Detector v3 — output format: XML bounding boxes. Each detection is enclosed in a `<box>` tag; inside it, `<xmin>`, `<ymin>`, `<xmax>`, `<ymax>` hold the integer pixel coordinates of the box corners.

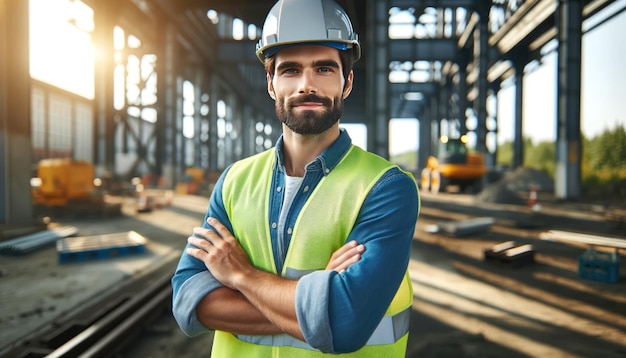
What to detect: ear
<box><xmin>342</xmin><ymin>71</ymin><xmax>354</xmax><ymax>99</ymax></box>
<box><xmin>267</xmin><ymin>73</ymin><xmax>276</xmax><ymax>100</ymax></box>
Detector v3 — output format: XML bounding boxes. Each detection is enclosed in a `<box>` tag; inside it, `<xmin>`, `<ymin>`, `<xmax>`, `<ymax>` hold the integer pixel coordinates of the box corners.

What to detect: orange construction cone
<box><xmin>528</xmin><ymin>185</ymin><xmax>540</xmax><ymax>211</ymax></box>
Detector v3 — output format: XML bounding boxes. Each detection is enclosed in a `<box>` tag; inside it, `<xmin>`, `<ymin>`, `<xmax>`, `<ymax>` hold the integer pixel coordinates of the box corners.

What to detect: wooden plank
<box><xmin>540</xmin><ymin>230</ymin><xmax>626</xmax><ymax>249</ymax></box>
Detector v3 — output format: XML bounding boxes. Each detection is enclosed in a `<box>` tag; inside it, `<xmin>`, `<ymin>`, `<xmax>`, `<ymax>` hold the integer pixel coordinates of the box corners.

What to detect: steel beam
<box><xmin>489</xmin><ymin>0</ymin><xmax>557</xmax><ymax>54</ymax></box>
<box><xmin>389</xmin><ymin>39</ymin><xmax>460</xmax><ymax>62</ymax></box>
<box><xmin>390</xmin><ymin>0</ymin><xmax>476</xmax><ymax>8</ymax></box>
<box><xmin>217</xmin><ymin>40</ymin><xmax>258</xmax><ymax>64</ymax></box>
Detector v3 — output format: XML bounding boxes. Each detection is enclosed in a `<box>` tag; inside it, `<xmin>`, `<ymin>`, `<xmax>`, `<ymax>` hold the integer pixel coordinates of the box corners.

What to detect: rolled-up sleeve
<box><xmin>295</xmin><ymin>270</ymin><xmax>334</xmax><ymax>352</ymax></box>
<box><xmin>171</xmin><ymin>167</ymin><xmax>234</xmax><ymax>336</ymax></box>
<box><xmin>172</xmin><ymin>270</ymin><xmax>223</xmax><ymax>336</ymax></box>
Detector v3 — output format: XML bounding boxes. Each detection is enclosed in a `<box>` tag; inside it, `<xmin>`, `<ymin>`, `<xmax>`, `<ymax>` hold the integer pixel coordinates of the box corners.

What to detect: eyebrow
<box><xmin>312</xmin><ymin>60</ymin><xmax>340</xmax><ymax>69</ymax></box>
<box><xmin>276</xmin><ymin>61</ymin><xmax>301</xmax><ymax>72</ymax></box>
<box><xmin>275</xmin><ymin>59</ymin><xmax>341</xmax><ymax>73</ymax></box>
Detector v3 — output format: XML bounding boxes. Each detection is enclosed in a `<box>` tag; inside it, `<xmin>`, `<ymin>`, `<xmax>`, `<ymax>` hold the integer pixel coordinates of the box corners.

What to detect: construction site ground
<box><xmin>1</xmin><ymin>176</ymin><xmax>625</xmax><ymax>357</ymax></box>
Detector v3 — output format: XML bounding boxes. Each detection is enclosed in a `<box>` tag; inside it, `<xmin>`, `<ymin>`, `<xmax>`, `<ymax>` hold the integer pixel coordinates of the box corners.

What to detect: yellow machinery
<box><xmin>421</xmin><ymin>135</ymin><xmax>487</xmax><ymax>193</ymax></box>
<box><xmin>175</xmin><ymin>167</ymin><xmax>205</xmax><ymax>195</ymax></box>
<box><xmin>32</xmin><ymin>158</ymin><xmax>120</xmax><ymax>216</ymax></box>
<box><xmin>32</xmin><ymin>158</ymin><xmax>95</xmax><ymax>206</ymax></box>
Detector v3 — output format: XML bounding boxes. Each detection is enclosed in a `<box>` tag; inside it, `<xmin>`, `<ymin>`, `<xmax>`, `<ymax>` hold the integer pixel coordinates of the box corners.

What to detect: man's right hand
<box><xmin>325</xmin><ymin>240</ymin><xmax>364</xmax><ymax>273</ymax></box>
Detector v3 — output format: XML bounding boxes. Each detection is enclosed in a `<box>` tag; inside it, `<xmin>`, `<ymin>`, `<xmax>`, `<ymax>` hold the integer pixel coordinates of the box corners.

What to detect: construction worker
<box><xmin>171</xmin><ymin>0</ymin><xmax>420</xmax><ymax>356</ymax></box>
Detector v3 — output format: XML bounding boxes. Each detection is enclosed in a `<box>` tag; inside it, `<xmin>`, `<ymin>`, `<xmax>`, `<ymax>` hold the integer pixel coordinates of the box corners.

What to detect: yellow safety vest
<box><xmin>213</xmin><ymin>145</ymin><xmax>414</xmax><ymax>357</ymax></box>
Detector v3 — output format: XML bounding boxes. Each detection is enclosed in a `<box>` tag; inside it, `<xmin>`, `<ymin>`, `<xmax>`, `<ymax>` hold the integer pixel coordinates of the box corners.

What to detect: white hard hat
<box><xmin>256</xmin><ymin>0</ymin><xmax>361</xmax><ymax>63</ymax></box>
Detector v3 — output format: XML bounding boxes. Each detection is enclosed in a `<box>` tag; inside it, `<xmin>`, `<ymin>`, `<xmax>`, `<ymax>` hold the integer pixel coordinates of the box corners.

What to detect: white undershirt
<box><xmin>277</xmin><ymin>174</ymin><xmax>303</xmax><ymax>268</ymax></box>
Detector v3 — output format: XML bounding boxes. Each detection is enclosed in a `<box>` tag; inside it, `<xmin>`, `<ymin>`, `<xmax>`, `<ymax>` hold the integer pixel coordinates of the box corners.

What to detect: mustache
<box><xmin>288</xmin><ymin>94</ymin><xmax>332</xmax><ymax>107</ymax></box>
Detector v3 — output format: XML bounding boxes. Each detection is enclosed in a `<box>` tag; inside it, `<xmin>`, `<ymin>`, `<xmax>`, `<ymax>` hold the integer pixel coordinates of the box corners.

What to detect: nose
<box><xmin>298</xmin><ymin>70</ymin><xmax>317</xmax><ymax>94</ymax></box>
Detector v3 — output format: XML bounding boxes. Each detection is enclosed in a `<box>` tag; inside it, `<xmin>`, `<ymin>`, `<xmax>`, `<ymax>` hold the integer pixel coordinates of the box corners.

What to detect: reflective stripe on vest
<box><xmin>215</xmin><ymin>145</ymin><xmax>415</xmax><ymax>357</ymax></box>
<box><xmin>235</xmin><ymin>306</ymin><xmax>410</xmax><ymax>348</ymax></box>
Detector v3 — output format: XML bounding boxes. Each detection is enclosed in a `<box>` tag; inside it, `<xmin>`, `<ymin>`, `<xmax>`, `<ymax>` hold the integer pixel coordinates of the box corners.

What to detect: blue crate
<box><xmin>578</xmin><ymin>248</ymin><xmax>620</xmax><ymax>284</ymax></box>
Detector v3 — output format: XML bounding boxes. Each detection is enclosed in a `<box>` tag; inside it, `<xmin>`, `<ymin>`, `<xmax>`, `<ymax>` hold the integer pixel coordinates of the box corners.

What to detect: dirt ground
<box><xmin>1</xmin><ymin>188</ymin><xmax>625</xmax><ymax>357</ymax></box>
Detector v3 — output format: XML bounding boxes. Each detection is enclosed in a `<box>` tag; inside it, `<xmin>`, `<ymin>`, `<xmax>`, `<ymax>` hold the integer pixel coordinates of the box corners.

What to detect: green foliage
<box><xmin>525</xmin><ymin>140</ymin><xmax>555</xmax><ymax>178</ymax></box>
<box><xmin>391</xmin><ymin>151</ymin><xmax>418</xmax><ymax>171</ymax></box>
<box><xmin>496</xmin><ymin>123</ymin><xmax>625</xmax><ymax>189</ymax></box>
<box><xmin>586</xmin><ymin>124</ymin><xmax>626</xmax><ymax>171</ymax></box>
<box><xmin>496</xmin><ymin>141</ymin><xmax>513</xmax><ymax>165</ymax></box>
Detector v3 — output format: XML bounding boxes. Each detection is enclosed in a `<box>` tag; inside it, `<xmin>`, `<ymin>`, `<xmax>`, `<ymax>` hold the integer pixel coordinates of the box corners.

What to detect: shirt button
<box><xmin>303</xmin><ymin>185</ymin><xmax>309</xmax><ymax>192</ymax></box>
<box><xmin>287</xmin><ymin>228</ymin><xmax>293</xmax><ymax>235</ymax></box>
<box><xmin>277</xmin><ymin>187</ymin><xmax>282</xmax><ymax>192</ymax></box>
<box><xmin>325</xmin><ymin>168</ymin><xmax>330</xmax><ymax>174</ymax></box>
<box><xmin>272</xmin><ymin>222</ymin><xmax>277</xmax><ymax>229</ymax></box>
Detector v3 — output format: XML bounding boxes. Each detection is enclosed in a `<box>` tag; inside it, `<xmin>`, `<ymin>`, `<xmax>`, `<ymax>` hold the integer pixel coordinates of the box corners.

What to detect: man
<box><xmin>171</xmin><ymin>0</ymin><xmax>420</xmax><ymax>356</ymax></box>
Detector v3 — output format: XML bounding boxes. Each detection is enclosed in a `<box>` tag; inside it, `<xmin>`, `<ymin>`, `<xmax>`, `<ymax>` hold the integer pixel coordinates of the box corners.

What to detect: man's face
<box><xmin>268</xmin><ymin>45</ymin><xmax>353</xmax><ymax>135</ymax></box>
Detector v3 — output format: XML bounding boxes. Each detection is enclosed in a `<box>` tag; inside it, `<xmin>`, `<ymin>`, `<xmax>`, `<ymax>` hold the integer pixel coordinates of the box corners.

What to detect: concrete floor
<box><xmin>1</xmin><ymin>192</ymin><xmax>625</xmax><ymax>357</ymax></box>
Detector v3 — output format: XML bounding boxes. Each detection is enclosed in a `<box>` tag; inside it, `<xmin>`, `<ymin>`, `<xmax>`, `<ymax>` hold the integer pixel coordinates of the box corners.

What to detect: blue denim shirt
<box><xmin>171</xmin><ymin>129</ymin><xmax>419</xmax><ymax>353</ymax></box>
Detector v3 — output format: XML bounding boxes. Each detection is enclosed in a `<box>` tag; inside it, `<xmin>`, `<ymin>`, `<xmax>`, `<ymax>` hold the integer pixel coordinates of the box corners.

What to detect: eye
<box><xmin>317</xmin><ymin>67</ymin><xmax>333</xmax><ymax>73</ymax></box>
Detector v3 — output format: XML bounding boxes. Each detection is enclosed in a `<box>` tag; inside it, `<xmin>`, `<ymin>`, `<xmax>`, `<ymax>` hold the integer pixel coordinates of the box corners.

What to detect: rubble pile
<box><xmin>476</xmin><ymin>167</ymin><xmax>555</xmax><ymax>205</ymax></box>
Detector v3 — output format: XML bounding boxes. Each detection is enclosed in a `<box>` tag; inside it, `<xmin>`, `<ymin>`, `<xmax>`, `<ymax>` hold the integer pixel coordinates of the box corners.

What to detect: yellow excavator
<box><xmin>420</xmin><ymin>134</ymin><xmax>487</xmax><ymax>193</ymax></box>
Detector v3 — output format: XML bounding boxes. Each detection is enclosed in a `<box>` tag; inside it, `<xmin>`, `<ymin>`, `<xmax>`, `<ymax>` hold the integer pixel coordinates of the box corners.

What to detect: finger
<box><xmin>334</xmin><ymin>242</ymin><xmax>364</xmax><ymax>263</ymax></box>
<box><xmin>186</xmin><ymin>246</ymin><xmax>208</xmax><ymax>261</ymax></box>
<box><xmin>207</xmin><ymin>217</ymin><xmax>236</xmax><ymax>244</ymax></box>
<box><xmin>326</xmin><ymin>242</ymin><xmax>364</xmax><ymax>271</ymax></box>
<box><xmin>334</xmin><ymin>253</ymin><xmax>361</xmax><ymax>273</ymax></box>
<box><xmin>187</xmin><ymin>236</ymin><xmax>212</xmax><ymax>250</ymax></box>
<box><xmin>193</xmin><ymin>227</ymin><xmax>222</xmax><ymax>247</ymax></box>
<box><xmin>191</xmin><ymin>226</ymin><xmax>213</xmax><ymax>239</ymax></box>
<box><xmin>330</xmin><ymin>240</ymin><xmax>358</xmax><ymax>261</ymax></box>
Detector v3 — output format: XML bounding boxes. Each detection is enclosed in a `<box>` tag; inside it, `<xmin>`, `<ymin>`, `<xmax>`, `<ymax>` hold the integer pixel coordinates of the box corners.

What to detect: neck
<box><xmin>281</xmin><ymin>125</ymin><xmax>340</xmax><ymax>177</ymax></box>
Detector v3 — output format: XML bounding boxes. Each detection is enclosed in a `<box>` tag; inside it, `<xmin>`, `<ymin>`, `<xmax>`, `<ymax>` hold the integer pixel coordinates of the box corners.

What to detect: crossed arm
<box><xmin>186</xmin><ymin>217</ymin><xmax>365</xmax><ymax>340</ymax></box>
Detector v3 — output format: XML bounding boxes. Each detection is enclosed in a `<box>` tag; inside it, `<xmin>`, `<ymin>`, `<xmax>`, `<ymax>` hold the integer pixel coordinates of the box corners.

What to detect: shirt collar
<box><xmin>273</xmin><ymin>128</ymin><xmax>353</xmax><ymax>176</ymax></box>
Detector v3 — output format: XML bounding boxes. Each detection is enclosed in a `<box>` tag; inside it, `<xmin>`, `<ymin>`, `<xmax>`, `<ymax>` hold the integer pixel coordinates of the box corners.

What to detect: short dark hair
<box><xmin>264</xmin><ymin>49</ymin><xmax>355</xmax><ymax>83</ymax></box>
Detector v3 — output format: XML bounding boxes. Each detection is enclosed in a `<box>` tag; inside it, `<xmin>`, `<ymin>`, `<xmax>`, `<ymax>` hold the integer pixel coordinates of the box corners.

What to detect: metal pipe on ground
<box><xmin>0</xmin><ymin>226</ymin><xmax>78</xmax><ymax>255</ymax></box>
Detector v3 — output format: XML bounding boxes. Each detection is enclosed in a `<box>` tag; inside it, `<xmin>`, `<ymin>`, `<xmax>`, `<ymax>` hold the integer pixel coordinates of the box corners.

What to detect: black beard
<box><xmin>276</xmin><ymin>94</ymin><xmax>343</xmax><ymax>135</ymax></box>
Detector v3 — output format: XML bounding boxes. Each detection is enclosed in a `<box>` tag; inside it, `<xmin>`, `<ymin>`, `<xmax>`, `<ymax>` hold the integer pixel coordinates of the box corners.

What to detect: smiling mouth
<box><xmin>290</xmin><ymin>94</ymin><xmax>331</xmax><ymax>108</ymax></box>
<box><xmin>295</xmin><ymin>102</ymin><xmax>323</xmax><ymax>108</ymax></box>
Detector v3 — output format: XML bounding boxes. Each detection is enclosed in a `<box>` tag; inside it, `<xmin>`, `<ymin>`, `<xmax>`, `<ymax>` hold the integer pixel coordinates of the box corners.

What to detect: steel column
<box><xmin>418</xmin><ymin>115</ymin><xmax>431</xmax><ymax>170</ymax></box>
<box><xmin>555</xmin><ymin>0</ymin><xmax>583</xmax><ymax>199</ymax></box>
<box><xmin>430</xmin><ymin>94</ymin><xmax>440</xmax><ymax>157</ymax></box>
<box><xmin>208</xmin><ymin>78</ymin><xmax>219</xmax><ymax>172</ymax></box>
<box><xmin>474</xmin><ymin>1</ymin><xmax>489</xmax><ymax>157</ymax></box>
<box><xmin>457</xmin><ymin>55</ymin><xmax>469</xmax><ymax>134</ymax></box>
<box><xmin>0</xmin><ymin>0</ymin><xmax>33</xmax><ymax>223</ymax></box>
<box><xmin>93</xmin><ymin>1</ymin><xmax>118</xmax><ymax>178</ymax></box>
<box><xmin>366</xmin><ymin>0</ymin><xmax>390</xmax><ymax>158</ymax></box>
<box><xmin>155</xmin><ymin>24</ymin><xmax>175</xmax><ymax>187</ymax></box>
<box><xmin>513</xmin><ymin>60</ymin><xmax>525</xmax><ymax>169</ymax></box>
